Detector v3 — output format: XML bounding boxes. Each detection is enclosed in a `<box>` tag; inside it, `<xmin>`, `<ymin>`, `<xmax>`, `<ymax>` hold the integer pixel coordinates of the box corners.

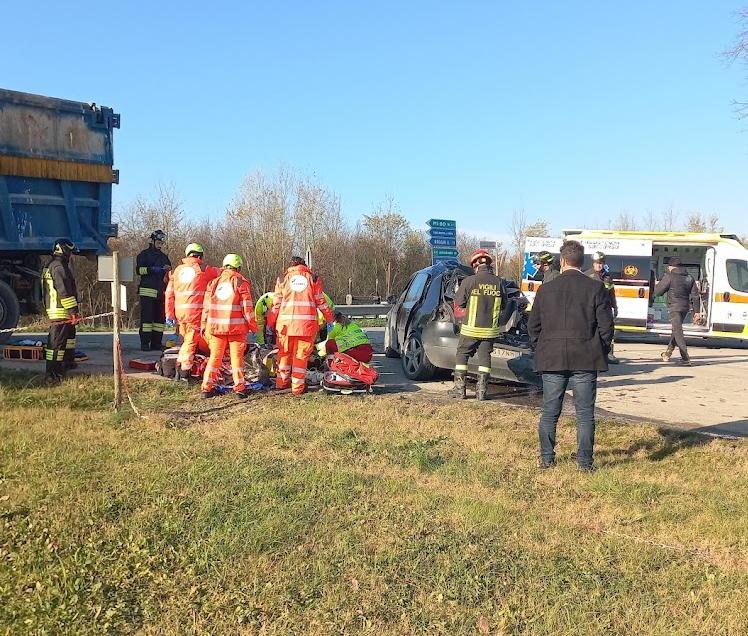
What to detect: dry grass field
<box><xmin>1</xmin><ymin>370</ymin><xmax>747</xmax><ymax>634</ymax></box>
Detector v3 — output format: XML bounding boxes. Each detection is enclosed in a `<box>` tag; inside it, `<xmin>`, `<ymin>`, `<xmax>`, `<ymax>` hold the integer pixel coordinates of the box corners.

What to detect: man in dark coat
<box><xmin>654</xmin><ymin>257</ymin><xmax>700</xmax><ymax>366</ymax></box>
<box><xmin>528</xmin><ymin>240</ymin><xmax>614</xmax><ymax>471</ymax></box>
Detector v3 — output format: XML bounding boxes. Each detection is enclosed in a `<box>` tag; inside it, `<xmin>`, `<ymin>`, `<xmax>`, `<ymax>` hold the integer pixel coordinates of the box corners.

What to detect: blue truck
<box><xmin>0</xmin><ymin>88</ymin><xmax>119</xmax><ymax>341</ymax></box>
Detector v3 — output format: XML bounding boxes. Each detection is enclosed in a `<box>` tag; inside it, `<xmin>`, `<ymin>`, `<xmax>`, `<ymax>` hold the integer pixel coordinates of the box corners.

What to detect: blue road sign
<box><xmin>432</xmin><ymin>255</ymin><xmax>459</xmax><ymax>265</ymax></box>
<box><xmin>429</xmin><ymin>237</ymin><xmax>457</xmax><ymax>248</ymax></box>
<box><xmin>427</xmin><ymin>219</ymin><xmax>457</xmax><ymax>229</ymax></box>
<box><xmin>428</xmin><ymin>228</ymin><xmax>457</xmax><ymax>239</ymax></box>
<box><xmin>432</xmin><ymin>248</ymin><xmax>459</xmax><ymax>257</ymax></box>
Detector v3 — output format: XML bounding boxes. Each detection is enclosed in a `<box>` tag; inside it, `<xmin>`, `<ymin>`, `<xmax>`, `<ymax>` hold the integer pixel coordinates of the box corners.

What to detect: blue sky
<box><xmin>4</xmin><ymin>1</ymin><xmax>748</xmax><ymax>237</ymax></box>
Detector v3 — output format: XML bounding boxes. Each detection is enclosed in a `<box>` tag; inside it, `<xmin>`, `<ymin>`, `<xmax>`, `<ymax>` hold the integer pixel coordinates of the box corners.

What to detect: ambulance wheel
<box><xmin>0</xmin><ymin>281</ymin><xmax>20</xmax><ymax>345</ymax></box>
<box><xmin>402</xmin><ymin>330</ymin><xmax>436</xmax><ymax>380</ymax></box>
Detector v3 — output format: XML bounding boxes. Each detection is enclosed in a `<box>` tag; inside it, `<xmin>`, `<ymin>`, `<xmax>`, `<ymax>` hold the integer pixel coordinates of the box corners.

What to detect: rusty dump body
<box><xmin>0</xmin><ymin>88</ymin><xmax>120</xmax><ymax>337</ymax></box>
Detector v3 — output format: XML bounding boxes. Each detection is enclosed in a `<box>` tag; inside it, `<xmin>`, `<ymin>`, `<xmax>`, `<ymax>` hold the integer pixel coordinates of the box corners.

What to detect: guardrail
<box><xmin>334</xmin><ymin>304</ymin><xmax>392</xmax><ymax>319</ymax></box>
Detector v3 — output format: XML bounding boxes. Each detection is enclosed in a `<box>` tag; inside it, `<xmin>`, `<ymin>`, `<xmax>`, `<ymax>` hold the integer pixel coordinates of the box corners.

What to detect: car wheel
<box><xmin>401</xmin><ymin>330</ymin><xmax>436</xmax><ymax>380</ymax></box>
<box><xmin>385</xmin><ymin>345</ymin><xmax>400</xmax><ymax>358</ymax></box>
<box><xmin>0</xmin><ymin>280</ymin><xmax>20</xmax><ymax>345</ymax></box>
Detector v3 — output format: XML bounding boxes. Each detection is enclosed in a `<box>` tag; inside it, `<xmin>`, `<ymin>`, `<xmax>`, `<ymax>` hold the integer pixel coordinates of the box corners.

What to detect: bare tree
<box><xmin>723</xmin><ymin>8</ymin><xmax>748</xmax><ymax>118</ymax></box>
<box><xmin>610</xmin><ymin>212</ymin><xmax>638</xmax><ymax>231</ymax></box>
<box><xmin>685</xmin><ymin>212</ymin><xmax>722</xmax><ymax>233</ymax></box>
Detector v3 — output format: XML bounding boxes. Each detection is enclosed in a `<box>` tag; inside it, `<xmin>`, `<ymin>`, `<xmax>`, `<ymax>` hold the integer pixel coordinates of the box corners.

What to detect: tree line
<box><xmin>58</xmin><ymin>167</ymin><xmax>741</xmax><ymax>329</ymax></box>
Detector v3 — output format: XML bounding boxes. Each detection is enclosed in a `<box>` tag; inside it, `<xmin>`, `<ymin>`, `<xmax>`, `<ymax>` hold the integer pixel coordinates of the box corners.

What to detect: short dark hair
<box><xmin>560</xmin><ymin>240</ymin><xmax>584</xmax><ymax>268</ymax></box>
<box><xmin>289</xmin><ymin>256</ymin><xmax>306</xmax><ymax>267</ymax></box>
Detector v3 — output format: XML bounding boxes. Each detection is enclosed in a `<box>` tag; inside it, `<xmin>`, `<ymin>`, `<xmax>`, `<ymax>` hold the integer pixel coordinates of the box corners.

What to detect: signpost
<box><xmin>427</xmin><ymin>219</ymin><xmax>458</xmax><ymax>265</ymax></box>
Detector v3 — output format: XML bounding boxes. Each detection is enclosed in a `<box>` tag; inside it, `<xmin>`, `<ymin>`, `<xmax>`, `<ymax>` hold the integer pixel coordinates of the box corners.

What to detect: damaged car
<box><xmin>383</xmin><ymin>261</ymin><xmax>539</xmax><ymax>386</ymax></box>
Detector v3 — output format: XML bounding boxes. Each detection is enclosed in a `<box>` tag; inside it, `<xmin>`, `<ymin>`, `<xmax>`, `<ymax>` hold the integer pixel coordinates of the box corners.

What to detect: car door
<box><xmin>396</xmin><ymin>271</ymin><xmax>430</xmax><ymax>347</ymax></box>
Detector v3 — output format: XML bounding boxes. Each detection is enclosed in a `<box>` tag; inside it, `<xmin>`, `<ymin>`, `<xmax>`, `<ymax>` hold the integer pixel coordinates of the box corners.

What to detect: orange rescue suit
<box><xmin>268</xmin><ymin>265</ymin><xmax>333</xmax><ymax>395</ymax></box>
<box><xmin>201</xmin><ymin>268</ymin><xmax>257</xmax><ymax>393</ymax></box>
<box><xmin>166</xmin><ymin>256</ymin><xmax>220</xmax><ymax>371</ymax></box>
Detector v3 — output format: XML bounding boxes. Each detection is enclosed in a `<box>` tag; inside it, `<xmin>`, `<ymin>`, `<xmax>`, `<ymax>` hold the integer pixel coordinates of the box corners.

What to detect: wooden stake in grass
<box><xmin>112</xmin><ymin>250</ymin><xmax>122</xmax><ymax>411</ymax></box>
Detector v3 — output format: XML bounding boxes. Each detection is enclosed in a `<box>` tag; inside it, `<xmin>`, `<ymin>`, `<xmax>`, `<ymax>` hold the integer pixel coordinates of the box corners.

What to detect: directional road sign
<box><xmin>427</xmin><ymin>218</ymin><xmax>457</xmax><ymax>230</ymax></box>
<box><xmin>432</xmin><ymin>255</ymin><xmax>459</xmax><ymax>265</ymax></box>
<box><xmin>428</xmin><ymin>227</ymin><xmax>457</xmax><ymax>239</ymax></box>
<box><xmin>432</xmin><ymin>248</ymin><xmax>459</xmax><ymax>258</ymax></box>
<box><xmin>479</xmin><ymin>240</ymin><xmax>498</xmax><ymax>250</ymax></box>
<box><xmin>429</xmin><ymin>237</ymin><xmax>457</xmax><ymax>248</ymax></box>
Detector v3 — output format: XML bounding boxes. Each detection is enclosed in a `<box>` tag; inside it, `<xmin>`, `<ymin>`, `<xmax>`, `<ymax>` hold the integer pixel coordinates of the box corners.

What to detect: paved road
<box><xmin>2</xmin><ymin>329</ymin><xmax>747</xmax><ymax>438</ymax></box>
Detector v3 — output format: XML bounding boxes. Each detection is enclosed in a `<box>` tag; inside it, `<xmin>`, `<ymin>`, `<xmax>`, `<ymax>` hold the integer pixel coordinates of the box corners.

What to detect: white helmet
<box><xmin>592</xmin><ymin>251</ymin><xmax>606</xmax><ymax>262</ymax></box>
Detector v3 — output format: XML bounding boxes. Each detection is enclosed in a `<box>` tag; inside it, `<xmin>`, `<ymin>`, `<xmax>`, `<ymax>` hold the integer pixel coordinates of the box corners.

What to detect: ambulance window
<box><xmin>726</xmin><ymin>260</ymin><xmax>748</xmax><ymax>292</ymax></box>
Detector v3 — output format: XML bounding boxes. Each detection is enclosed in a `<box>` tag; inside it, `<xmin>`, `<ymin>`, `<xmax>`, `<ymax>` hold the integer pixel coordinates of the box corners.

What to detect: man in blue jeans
<box><xmin>528</xmin><ymin>240</ymin><xmax>614</xmax><ymax>471</ymax></box>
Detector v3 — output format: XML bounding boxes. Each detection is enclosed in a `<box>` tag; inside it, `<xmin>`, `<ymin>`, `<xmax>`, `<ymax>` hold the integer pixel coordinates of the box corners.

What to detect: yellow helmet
<box><xmin>185</xmin><ymin>243</ymin><xmax>204</xmax><ymax>257</ymax></box>
<box><xmin>222</xmin><ymin>253</ymin><xmax>242</xmax><ymax>269</ymax></box>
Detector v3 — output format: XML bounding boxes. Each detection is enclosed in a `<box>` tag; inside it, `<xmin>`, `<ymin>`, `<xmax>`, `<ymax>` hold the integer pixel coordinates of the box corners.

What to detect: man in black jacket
<box><xmin>136</xmin><ymin>230</ymin><xmax>172</xmax><ymax>351</ymax></box>
<box><xmin>528</xmin><ymin>240</ymin><xmax>614</xmax><ymax>471</ymax></box>
<box><xmin>448</xmin><ymin>249</ymin><xmax>506</xmax><ymax>401</ymax></box>
<box><xmin>42</xmin><ymin>238</ymin><xmax>81</xmax><ymax>384</ymax></box>
<box><xmin>654</xmin><ymin>258</ymin><xmax>700</xmax><ymax>366</ymax></box>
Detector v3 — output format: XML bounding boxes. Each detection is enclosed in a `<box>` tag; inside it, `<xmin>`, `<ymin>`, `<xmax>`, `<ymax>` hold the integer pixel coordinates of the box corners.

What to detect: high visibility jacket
<box><xmin>165</xmin><ymin>257</ymin><xmax>220</xmax><ymax>327</ymax></box>
<box><xmin>268</xmin><ymin>265</ymin><xmax>334</xmax><ymax>338</ymax></box>
<box><xmin>327</xmin><ymin>321</ymin><xmax>370</xmax><ymax>353</ymax></box>
<box><xmin>202</xmin><ymin>269</ymin><xmax>257</xmax><ymax>337</ymax></box>
<box><xmin>317</xmin><ymin>293</ymin><xmax>335</xmax><ymax>328</ymax></box>
<box><xmin>136</xmin><ymin>245</ymin><xmax>171</xmax><ymax>298</ymax></box>
<box><xmin>42</xmin><ymin>256</ymin><xmax>78</xmax><ymax>321</ymax></box>
<box><xmin>254</xmin><ymin>291</ymin><xmax>275</xmax><ymax>344</ymax></box>
<box><xmin>454</xmin><ymin>266</ymin><xmax>505</xmax><ymax>339</ymax></box>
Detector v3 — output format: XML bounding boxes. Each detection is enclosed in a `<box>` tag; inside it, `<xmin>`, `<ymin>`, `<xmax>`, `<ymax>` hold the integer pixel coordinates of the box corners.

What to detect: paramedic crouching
<box><xmin>318</xmin><ymin>312</ymin><xmax>373</xmax><ymax>362</ymax></box>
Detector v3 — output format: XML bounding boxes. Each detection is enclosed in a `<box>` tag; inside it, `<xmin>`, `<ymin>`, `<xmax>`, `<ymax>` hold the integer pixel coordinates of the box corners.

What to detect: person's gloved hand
<box><xmin>166</xmin><ymin>318</ymin><xmax>176</xmax><ymax>329</ymax></box>
<box><xmin>316</xmin><ymin>341</ymin><xmax>327</xmax><ymax>357</ymax></box>
<box><xmin>69</xmin><ymin>312</ymin><xmax>82</xmax><ymax>325</ymax></box>
<box><xmin>326</xmin><ymin>323</ymin><xmax>334</xmax><ymax>334</ymax></box>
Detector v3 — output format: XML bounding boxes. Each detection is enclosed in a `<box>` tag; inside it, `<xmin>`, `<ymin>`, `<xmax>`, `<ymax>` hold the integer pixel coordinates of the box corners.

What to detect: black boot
<box><xmin>448</xmin><ymin>371</ymin><xmax>467</xmax><ymax>399</ymax></box>
<box><xmin>175</xmin><ymin>367</ymin><xmax>190</xmax><ymax>383</ymax></box>
<box><xmin>140</xmin><ymin>333</ymin><xmax>151</xmax><ymax>352</ymax></box>
<box><xmin>150</xmin><ymin>334</ymin><xmax>163</xmax><ymax>351</ymax></box>
<box><xmin>476</xmin><ymin>372</ymin><xmax>489</xmax><ymax>401</ymax></box>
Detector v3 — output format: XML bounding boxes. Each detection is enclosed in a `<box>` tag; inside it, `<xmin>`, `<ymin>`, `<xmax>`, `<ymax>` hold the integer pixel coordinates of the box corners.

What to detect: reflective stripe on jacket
<box><xmin>269</xmin><ymin>265</ymin><xmax>334</xmax><ymax>337</ymax></box>
<box><xmin>454</xmin><ymin>266</ymin><xmax>505</xmax><ymax>339</ymax></box>
<box><xmin>42</xmin><ymin>256</ymin><xmax>79</xmax><ymax>321</ymax></box>
<box><xmin>327</xmin><ymin>321</ymin><xmax>370</xmax><ymax>353</ymax></box>
<box><xmin>202</xmin><ymin>269</ymin><xmax>257</xmax><ymax>336</ymax></box>
<box><xmin>165</xmin><ymin>257</ymin><xmax>220</xmax><ymax>327</ymax></box>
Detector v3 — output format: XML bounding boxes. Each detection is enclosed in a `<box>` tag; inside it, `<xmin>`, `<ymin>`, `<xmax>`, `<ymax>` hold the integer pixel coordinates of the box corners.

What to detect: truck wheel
<box><xmin>0</xmin><ymin>280</ymin><xmax>21</xmax><ymax>345</ymax></box>
<box><xmin>401</xmin><ymin>330</ymin><xmax>436</xmax><ymax>380</ymax></box>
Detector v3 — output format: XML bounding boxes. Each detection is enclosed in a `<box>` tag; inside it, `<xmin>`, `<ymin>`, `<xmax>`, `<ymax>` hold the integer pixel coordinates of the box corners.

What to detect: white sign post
<box><xmin>112</xmin><ymin>251</ymin><xmax>122</xmax><ymax>410</ymax></box>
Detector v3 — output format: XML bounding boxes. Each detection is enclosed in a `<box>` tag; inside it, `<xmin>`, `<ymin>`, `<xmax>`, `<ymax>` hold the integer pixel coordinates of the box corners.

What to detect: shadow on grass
<box><xmin>598</xmin><ymin>427</ymin><xmax>714</xmax><ymax>466</ymax></box>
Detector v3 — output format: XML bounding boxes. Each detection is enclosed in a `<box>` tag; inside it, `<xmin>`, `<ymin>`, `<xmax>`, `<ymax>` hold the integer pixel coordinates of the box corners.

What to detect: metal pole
<box><xmin>112</xmin><ymin>250</ymin><xmax>122</xmax><ymax>410</ymax></box>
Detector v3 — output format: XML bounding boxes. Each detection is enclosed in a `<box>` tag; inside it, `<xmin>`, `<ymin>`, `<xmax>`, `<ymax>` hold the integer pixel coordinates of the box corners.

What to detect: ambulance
<box><xmin>522</xmin><ymin>230</ymin><xmax>748</xmax><ymax>341</ymax></box>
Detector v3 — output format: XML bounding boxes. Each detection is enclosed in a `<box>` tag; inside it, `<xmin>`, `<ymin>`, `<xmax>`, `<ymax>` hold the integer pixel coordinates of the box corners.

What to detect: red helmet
<box><xmin>469</xmin><ymin>249</ymin><xmax>493</xmax><ymax>267</ymax></box>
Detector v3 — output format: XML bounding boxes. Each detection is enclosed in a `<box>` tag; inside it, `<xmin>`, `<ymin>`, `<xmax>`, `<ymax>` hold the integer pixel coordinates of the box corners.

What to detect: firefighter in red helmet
<box><xmin>448</xmin><ymin>249</ymin><xmax>507</xmax><ymax>401</ymax></box>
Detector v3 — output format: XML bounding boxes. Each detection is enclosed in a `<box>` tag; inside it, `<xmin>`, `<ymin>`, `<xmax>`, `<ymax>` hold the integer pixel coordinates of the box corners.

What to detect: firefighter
<box><xmin>448</xmin><ymin>249</ymin><xmax>507</xmax><ymax>401</ymax></box>
<box><xmin>42</xmin><ymin>238</ymin><xmax>81</xmax><ymax>384</ymax></box>
<box><xmin>136</xmin><ymin>229</ymin><xmax>172</xmax><ymax>351</ymax></box>
<box><xmin>254</xmin><ymin>291</ymin><xmax>276</xmax><ymax>346</ymax></box>
<box><xmin>267</xmin><ymin>256</ymin><xmax>334</xmax><ymax>396</ymax></box>
<box><xmin>585</xmin><ymin>251</ymin><xmax>619</xmax><ymax>364</ymax></box>
<box><xmin>533</xmin><ymin>250</ymin><xmax>560</xmax><ymax>284</ymax></box>
<box><xmin>165</xmin><ymin>243</ymin><xmax>220</xmax><ymax>381</ymax></box>
<box><xmin>200</xmin><ymin>254</ymin><xmax>257</xmax><ymax>398</ymax></box>
<box><xmin>317</xmin><ymin>311</ymin><xmax>374</xmax><ymax>362</ymax></box>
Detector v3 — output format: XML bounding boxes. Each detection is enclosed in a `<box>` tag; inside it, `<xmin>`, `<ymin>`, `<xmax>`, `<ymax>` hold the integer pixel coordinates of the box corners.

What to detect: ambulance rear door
<box><xmin>579</xmin><ymin>237</ymin><xmax>653</xmax><ymax>330</ymax></box>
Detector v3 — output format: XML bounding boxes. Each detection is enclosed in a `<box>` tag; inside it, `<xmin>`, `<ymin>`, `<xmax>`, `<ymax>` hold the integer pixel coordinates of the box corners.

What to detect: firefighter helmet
<box><xmin>185</xmin><ymin>242</ymin><xmax>204</xmax><ymax>257</ymax></box>
<box><xmin>150</xmin><ymin>229</ymin><xmax>167</xmax><ymax>242</ymax></box>
<box><xmin>469</xmin><ymin>249</ymin><xmax>493</xmax><ymax>267</ymax></box>
<box><xmin>592</xmin><ymin>251</ymin><xmax>606</xmax><ymax>262</ymax></box>
<box><xmin>53</xmin><ymin>238</ymin><xmax>78</xmax><ymax>256</ymax></box>
<box><xmin>222</xmin><ymin>253</ymin><xmax>243</xmax><ymax>269</ymax></box>
<box><xmin>533</xmin><ymin>250</ymin><xmax>554</xmax><ymax>266</ymax></box>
